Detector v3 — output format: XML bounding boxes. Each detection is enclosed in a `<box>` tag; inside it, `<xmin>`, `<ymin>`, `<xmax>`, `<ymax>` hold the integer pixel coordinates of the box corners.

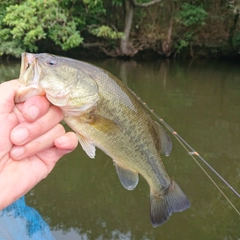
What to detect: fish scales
<box><xmin>79</xmin><ymin>69</ymin><xmax>169</xmax><ymax>187</ymax></box>
<box><xmin>15</xmin><ymin>53</ymin><xmax>190</xmax><ymax>227</ymax></box>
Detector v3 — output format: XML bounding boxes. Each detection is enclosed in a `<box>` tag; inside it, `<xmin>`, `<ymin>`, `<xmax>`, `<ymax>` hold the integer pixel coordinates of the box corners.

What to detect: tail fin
<box><xmin>150</xmin><ymin>180</ymin><xmax>190</xmax><ymax>227</ymax></box>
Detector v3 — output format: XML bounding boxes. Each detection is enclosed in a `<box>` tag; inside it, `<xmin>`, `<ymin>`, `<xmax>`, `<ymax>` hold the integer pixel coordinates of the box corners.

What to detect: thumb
<box><xmin>0</xmin><ymin>80</ymin><xmax>19</xmax><ymax>114</ymax></box>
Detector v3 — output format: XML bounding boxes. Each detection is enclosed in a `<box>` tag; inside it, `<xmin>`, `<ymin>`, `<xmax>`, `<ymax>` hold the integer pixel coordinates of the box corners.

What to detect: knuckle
<box><xmin>56</xmin><ymin>123</ymin><xmax>66</xmax><ymax>135</ymax></box>
<box><xmin>35</xmin><ymin>118</ymin><xmax>45</xmax><ymax>134</ymax></box>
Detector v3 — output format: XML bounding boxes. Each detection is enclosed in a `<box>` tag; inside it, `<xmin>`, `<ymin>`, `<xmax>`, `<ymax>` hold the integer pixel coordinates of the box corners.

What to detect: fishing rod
<box><xmin>129</xmin><ymin>89</ymin><xmax>240</xmax><ymax>216</ymax></box>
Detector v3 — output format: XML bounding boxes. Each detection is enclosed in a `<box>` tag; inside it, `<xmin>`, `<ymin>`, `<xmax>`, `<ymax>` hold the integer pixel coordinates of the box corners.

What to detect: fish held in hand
<box><xmin>15</xmin><ymin>53</ymin><xmax>190</xmax><ymax>227</ymax></box>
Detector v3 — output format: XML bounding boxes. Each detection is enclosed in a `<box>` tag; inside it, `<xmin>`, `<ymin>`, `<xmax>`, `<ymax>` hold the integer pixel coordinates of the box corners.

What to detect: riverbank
<box><xmin>2</xmin><ymin>47</ymin><xmax>240</xmax><ymax>63</ymax></box>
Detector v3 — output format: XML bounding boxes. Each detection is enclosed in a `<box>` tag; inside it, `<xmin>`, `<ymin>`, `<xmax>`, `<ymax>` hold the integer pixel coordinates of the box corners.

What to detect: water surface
<box><xmin>0</xmin><ymin>58</ymin><xmax>239</xmax><ymax>239</ymax></box>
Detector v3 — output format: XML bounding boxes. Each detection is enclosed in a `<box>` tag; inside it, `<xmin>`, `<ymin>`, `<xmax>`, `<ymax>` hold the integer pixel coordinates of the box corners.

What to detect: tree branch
<box><xmin>100</xmin><ymin>47</ymin><xmax>119</xmax><ymax>57</ymax></box>
<box><xmin>82</xmin><ymin>42</ymin><xmax>105</xmax><ymax>48</ymax></box>
<box><xmin>130</xmin><ymin>0</ymin><xmax>164</xmax><ymax>8</ymax></box>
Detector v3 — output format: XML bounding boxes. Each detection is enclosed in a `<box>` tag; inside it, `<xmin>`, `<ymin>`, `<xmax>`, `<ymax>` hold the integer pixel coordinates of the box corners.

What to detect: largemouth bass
<box><xmin>15</xmin><ymin>53</ymin><xmax>190</xmax><ymax>227</ymax></box>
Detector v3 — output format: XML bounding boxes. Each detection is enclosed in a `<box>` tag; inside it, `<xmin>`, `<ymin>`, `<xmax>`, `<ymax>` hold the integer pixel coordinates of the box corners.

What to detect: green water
<box><xmin>0</xmin><ymin>58</ymin><xmax>239</xmax><ymax>239</ymax></box>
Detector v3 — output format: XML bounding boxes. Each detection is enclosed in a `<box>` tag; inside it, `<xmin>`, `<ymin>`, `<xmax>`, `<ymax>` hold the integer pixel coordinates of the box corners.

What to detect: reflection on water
<box><xmin>0</xmin><ymin>58</ymin><xmax>240</xmax><ymax>239</ymax></box>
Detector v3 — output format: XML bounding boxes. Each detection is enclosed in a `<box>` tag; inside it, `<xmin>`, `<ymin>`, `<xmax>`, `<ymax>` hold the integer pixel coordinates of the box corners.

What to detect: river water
<box><xmin>0</xmin><ymin>58</ymin><xmax>239</xmax><ymax>239</ymax></box>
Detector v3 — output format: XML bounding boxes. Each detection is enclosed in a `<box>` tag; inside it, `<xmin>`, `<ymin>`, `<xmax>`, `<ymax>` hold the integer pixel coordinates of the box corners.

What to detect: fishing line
<box><xmin>129</xmin><ymin>89</ymin><xmax>240</xmax><ymax>215</ymax></box>
<box><xmin>173</xmin><ymin>133</ymin><xmax>240</xmax><ymax>216</ymax></box>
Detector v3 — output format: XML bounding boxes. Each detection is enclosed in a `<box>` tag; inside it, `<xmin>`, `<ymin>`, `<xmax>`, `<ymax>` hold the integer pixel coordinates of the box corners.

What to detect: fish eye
<box><xmin>46</xmin><ymin>58</ymin><xmax>58</xmax><ymax>66</ymax></box>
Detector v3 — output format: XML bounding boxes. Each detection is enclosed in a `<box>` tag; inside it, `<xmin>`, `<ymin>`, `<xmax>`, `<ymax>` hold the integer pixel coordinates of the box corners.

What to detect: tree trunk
<box><xmin>161</xmin><ymin>19</ymin><xmax>173</xmax><ymax>57</ymax></box>
<box><xmin>119</xmin><ymin>0</ymin><xmax>165</xmax><ymax>57</ymax></box>
<box><xmin>120</xmin><ymin>0</ymin><xmax>135</xmax><ymax>56</ymax></box>
<box><xmin>228</xmin><ymin>11</ymin><xmax>239</xmax><ymax>51</ymax></box>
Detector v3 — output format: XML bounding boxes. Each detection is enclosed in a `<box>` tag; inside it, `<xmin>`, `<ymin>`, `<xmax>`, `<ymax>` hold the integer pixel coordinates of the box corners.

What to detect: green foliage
<box><xmin>174</xmin><ymin>39</ymin><xmax>189</xmax><ymax>54</ymax></box>
<box><xmin>83</xmin><ymin>0</ymin><xmax>106</xmax><ymax>15</ymax></box>
<box><xmin>112</xmin><ymin>0</ymin><xmax>122</xmax><ymax>7</ymax></box>
<box><xmin>0</xmin><ymin>0</ymin><xmax>239</xmax><ymax>58</ymax></box>
<box><xmin>174</xmin><ymin>3</ymin><xmax>207</xmax><ymax>54</ymax></box>
<box><xmin>232</xmin><ymin>32</ymin><xmax>240</xmax><ymax>48</ymax></box>
<box><xmin>0</xmin><ymin>0</ymin><xmax>83</xmax><ymax>56</ymax></box>
<box><xmin>174</xmin><ymin>31</ymin><xmax>194</xmax><ymax>53</ymax></box>
<box><xmin>0</xmin><ymin>0</ymin><xmax>125</xmax><ymax>57</ymax></box>
<box><xmin>177</xmin><ymin>3</ymin><xmax>207</xmax><ymax>27</ymax></box>
<box><xmin>176</xmin><ymin>3</ymin><xmax>207</xmax><ymax>27</ymax></box>
<box><xmin>89</xmin><ymin>25</ymin><xmax>123</xmax><ymax>39</ymax></box>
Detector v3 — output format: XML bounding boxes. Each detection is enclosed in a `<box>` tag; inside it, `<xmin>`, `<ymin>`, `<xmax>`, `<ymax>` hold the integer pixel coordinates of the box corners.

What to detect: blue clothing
<box><xmin>0</xmin><ymin>196</ymin><xmax>54</xmax><ymax>240</ymax></box>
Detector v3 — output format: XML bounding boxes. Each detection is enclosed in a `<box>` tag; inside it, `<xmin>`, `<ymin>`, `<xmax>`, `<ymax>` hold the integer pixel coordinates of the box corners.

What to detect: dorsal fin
<box><xmin>114</xmin><ymin>163</ymin><xmax>139</xmax><ymax>190</ymax></box>
<box><xmin>155</xmin><ymin>121</ymin><xmax>172</xmax><ymax>156</ymax></box>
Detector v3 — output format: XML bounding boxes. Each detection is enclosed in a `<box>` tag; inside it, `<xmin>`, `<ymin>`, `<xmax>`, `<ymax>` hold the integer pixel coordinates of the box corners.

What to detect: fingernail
<box><xmin>11</xmin><ymin>146</ymin><xmax>25</xmax><ymax>158</ymax></box>
<box><xmin>12</xmin><ymin>127</ymin><xmax>29</xmax><ymax>143</ymax></box>
<box><xmin>28</xmin><ymin>105</ymin><xmax>40</xmax><ymax>120</ymax></box>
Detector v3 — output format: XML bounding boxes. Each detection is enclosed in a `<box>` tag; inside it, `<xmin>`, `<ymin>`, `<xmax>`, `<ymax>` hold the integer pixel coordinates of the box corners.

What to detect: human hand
<box><xmin>0</xmin><ymin>80</ymin><xmax>78</xmax><ymax>210</ymax></box>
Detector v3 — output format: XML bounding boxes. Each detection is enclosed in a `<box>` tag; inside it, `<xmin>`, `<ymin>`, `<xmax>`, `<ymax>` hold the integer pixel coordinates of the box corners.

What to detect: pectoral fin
<box><xmin>75</xmin><ymin>114</ymin><xmax>120</xmax><ymax>159</ymax></box>
<box><xmin>88</xmin><ymin>114</ymin><xmax>119</xmax><ymax>134</ymax></box>
<box><xmin>114</xmin><ymin>163</ymin><xmax>139</xmax><ymax>190</ymax></box>
<box><xmin>155</xmin><ymin>121</ymin><xmax>172</xmax><ymax>156</ymax></box>
<box><xmin>77</xmin><ymin>134</ymin><xmax>96</xmax><ymax>158</ymax></box>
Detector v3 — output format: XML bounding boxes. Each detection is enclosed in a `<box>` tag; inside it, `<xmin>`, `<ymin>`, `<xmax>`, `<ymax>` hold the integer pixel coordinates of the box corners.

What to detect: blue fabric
<box><xmin>0</xmin><ymin>196</ymin><xmax>54</xmax><ymax>240</ymax></box>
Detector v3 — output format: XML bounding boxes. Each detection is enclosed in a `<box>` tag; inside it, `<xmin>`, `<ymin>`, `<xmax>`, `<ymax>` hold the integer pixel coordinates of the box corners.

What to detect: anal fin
<box><xmin>115</xmin><ymin>164</ymin><xmax>139</xmax><ymax>190</ymax></box>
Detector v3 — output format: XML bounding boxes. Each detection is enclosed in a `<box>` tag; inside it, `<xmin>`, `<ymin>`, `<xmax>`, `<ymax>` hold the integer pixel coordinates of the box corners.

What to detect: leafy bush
<box><xmin>174</xmin><ymin>3</ymin><xmax>207</xmax><ymax>54</ymax></box>
<box><xmin>0</xmin><ymin>0</ymin><xmax>83</xmax><ymax>56</ymax></box>
<box><xmin>89</xmin><ymin>25</ymin><xmax>123</xmax><ymax>39</ymax></box>
<box><xmin>176</xmin><ymin>3</ymin><xmax>207</xmax><ymax>27</ymax></box>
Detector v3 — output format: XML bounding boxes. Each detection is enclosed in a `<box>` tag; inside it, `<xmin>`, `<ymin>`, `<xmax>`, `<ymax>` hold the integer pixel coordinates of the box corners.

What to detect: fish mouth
<box><xmin>15</xmin><ymin>53</ymin><xmax>100</xmax><ymax>116</ymax></box>
<box><xmin>15</xmin><ymin>53</ymin><xmax>45</xmax><ymax>103</ymax></box>
<box><xmin>15</xmin><ymin>53</ymin><xmax>75</xmax><ymax>104</ymax></box>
